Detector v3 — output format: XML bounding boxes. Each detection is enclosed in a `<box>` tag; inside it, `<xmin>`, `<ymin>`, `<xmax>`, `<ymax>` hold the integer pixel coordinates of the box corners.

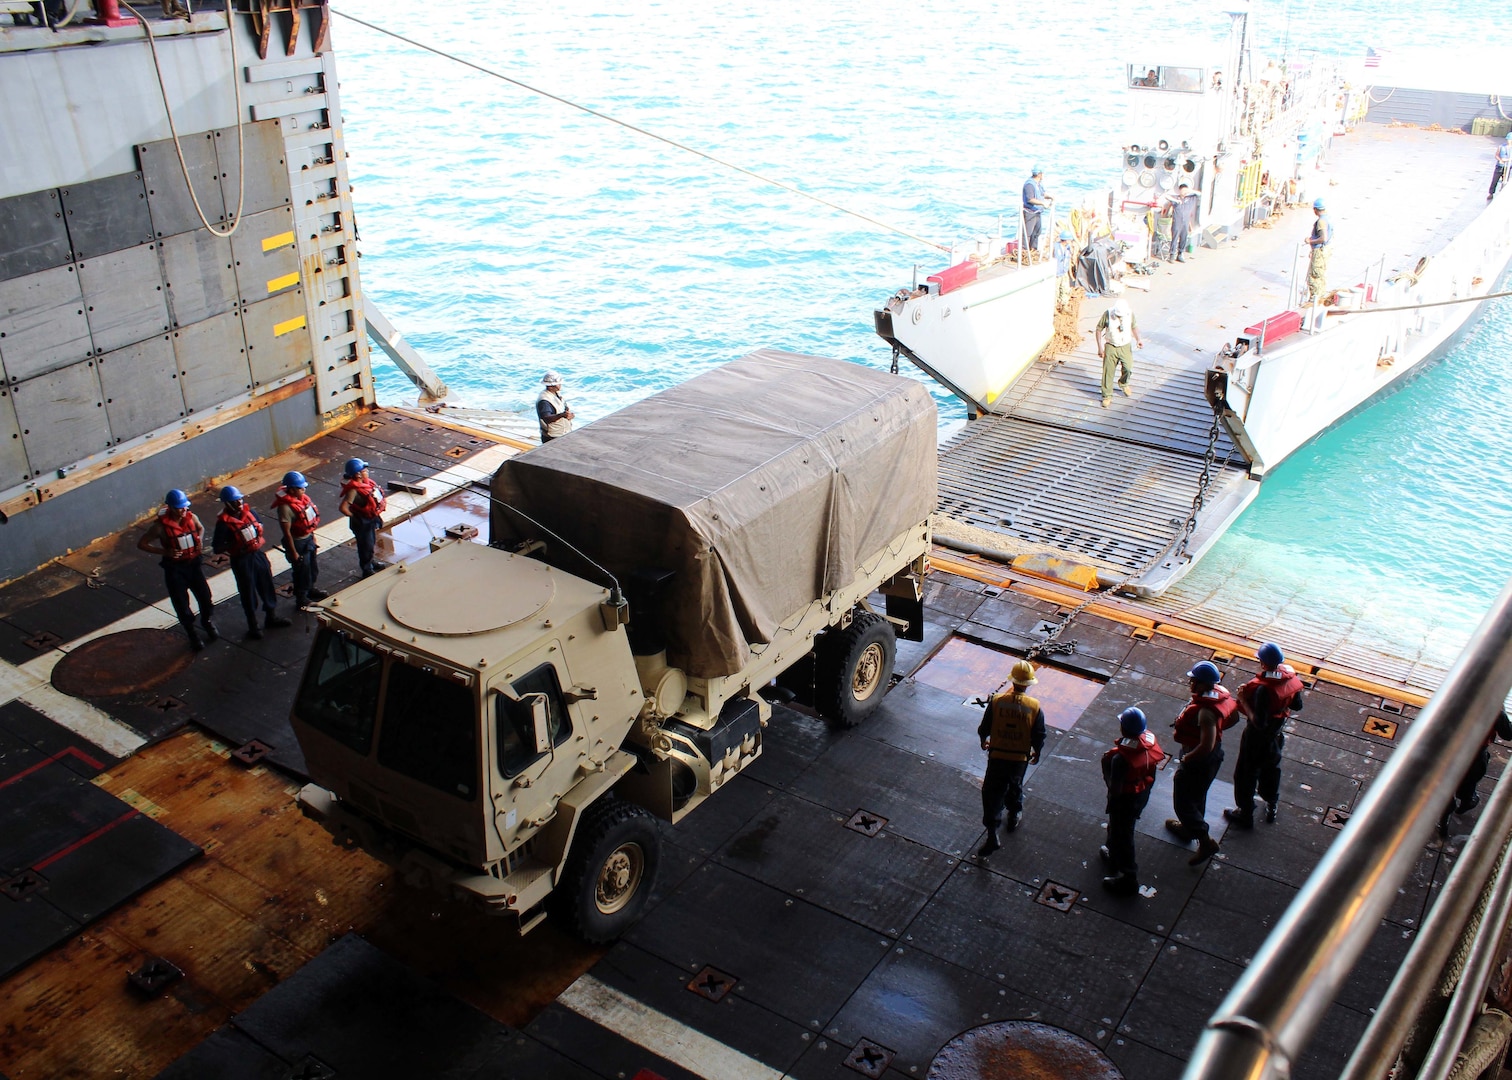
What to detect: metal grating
<box><xmin>938</xmin><ymin>415</ymin><xmax>1250</xmax><ymax>574</ymax></box>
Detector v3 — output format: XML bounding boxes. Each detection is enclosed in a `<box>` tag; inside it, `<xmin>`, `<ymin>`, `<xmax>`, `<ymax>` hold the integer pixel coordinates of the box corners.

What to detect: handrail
<box><xmin>1184</xmin><ymin>575</ymin><xmax>1512</xmax><ymax>1080</ymax></box>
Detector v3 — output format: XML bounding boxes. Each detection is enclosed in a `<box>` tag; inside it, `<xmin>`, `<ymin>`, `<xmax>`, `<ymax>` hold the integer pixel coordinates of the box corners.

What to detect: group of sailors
<box><xmin>137</xmin><ymin>459</ymin><xmax>388</xmax><ymax>650</ymax></box>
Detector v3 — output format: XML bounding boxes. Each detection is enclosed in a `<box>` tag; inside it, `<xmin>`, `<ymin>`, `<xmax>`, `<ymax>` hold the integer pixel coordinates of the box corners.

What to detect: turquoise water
<box><xmin>336</xmin><ymin>1</ymin><xmax>1512</xmax><ymax>659</ymax></box>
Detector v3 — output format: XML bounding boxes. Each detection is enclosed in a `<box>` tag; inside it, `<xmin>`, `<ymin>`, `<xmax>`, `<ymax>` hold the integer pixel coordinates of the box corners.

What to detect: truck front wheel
<box><xmin>816</xmin><ymin>611</ymin><xmax>896</xmax><ymax>728</ymax></box>
<box><xmin>557</xmin><ymin>798</ymin><xmax>660</xmax><ymax>943</ymax></box>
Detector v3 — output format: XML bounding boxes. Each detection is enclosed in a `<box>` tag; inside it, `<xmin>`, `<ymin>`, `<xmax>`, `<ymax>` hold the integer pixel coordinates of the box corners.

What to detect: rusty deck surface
<box><xmin>0</xmin><ymin>403</ymin><xmax>1473</xmax><ymax>1078</ymax></box>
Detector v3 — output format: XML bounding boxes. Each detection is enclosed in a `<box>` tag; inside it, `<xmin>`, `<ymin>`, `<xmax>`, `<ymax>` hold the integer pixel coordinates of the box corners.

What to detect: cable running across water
<box><xmin>328</xmin><ymin>8</ymin><xmax>948</xmax><ymax>254</ymax></box>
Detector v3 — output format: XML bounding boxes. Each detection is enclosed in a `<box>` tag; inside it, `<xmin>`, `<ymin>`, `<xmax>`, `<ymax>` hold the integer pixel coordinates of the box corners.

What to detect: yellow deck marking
<box><xmin>266</xmin><ymin>271</ymin><xmax>300</xmax><ymax>293</ymax></box>
<box><xmin>261</xmin><ymin>230</ymin><xmax>295</xmax><ymax>252</ymax></box>
<box><xmin>273</xmin><ymin>314</ymin><xmax>307</xmax><ymax>336</ymax></box>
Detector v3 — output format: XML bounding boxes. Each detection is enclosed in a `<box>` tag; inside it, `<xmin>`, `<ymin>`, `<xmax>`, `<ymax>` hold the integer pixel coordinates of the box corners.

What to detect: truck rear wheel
<box><xmin>816</xmin><ymin>611</ymin><xmax>895</xmax><ymax>728</ymax></box>
<box><xmin>556</xmin><ymin>797</ymin><xmax>660</xmax><ymax>944</ymax></box>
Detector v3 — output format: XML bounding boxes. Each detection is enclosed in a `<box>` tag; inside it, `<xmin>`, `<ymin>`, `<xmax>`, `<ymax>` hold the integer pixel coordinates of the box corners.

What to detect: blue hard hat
<box><xmin>1119</xmin><ymin>707</ymin><xmax>1147</xmax><ymax>738</ymax></box>
<box><xmin>343</xmin><ymin>457</ymin><xmax>368</xmax><ymax>479</ymax></box>
<box><xmin>165</xmin><ymin>488</ymin><xmax>190</xmax><ymax>509</ymax></box>
<box><xmin>219</xmin><ymin>485</ymin><xmax>244</xmax><ymax>504</ymax></box>
<box><xmin>282</xmin><ymin>471</ymin><xmax>307</xmax><ymax>489</ymax></box>
<box><xmin>1313</xmin><ymin>198</ymin><xmax>1326</xmax><ymax>210</ymax></box>
<box><xmin>1059</xmin><ymin>229</ymin><xmax>1074</xmax><ymax>240</ymax></box>
<box><xmin>1257</xmin><ymin>642</ymin><xmax>1285</xmax><ymax>667</ymax></box>
<box><xmin>1031</xmin><ymin>165</ymin><xmax>1043</xmax><ymax>176</ymax></box>
<box><xmin>1187</xmin><ymin>660</ymin><xmax>1222</xmax><ymax>686</ymax></box>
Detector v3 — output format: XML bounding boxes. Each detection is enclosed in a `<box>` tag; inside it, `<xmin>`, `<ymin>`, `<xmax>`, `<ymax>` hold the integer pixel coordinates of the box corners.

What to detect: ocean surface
<box><xmin>334</xmin><ymin>0</ymin><xmax>1512</xmax><ymax>678</ymax></box>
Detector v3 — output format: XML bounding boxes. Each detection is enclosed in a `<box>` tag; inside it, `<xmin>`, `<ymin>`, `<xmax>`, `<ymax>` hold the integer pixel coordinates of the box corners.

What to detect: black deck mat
<box><xmin>164</xmin><ymin>933</ymin><xmax>565</xmax><ymax>1080</ymax></box>
<box><xmin>0</xmin><ymin>745</ymin><xmax>198</xmax><ymax>978</ymax></box>
<box><xmin>0</xmin><ymin>700</ymin><xmax>118</xmax><ymax>780</ymax></box>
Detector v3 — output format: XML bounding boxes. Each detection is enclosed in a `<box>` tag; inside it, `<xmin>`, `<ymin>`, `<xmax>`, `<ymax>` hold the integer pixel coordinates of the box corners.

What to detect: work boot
<box><xmin>185</xmin><ymin>625</ymin><xmax>203</xmax><ymax>652</ymax></box>
<box><xmin>307</xmin><ymin>588</ymin><xmax>329</xmax><ymax>601</ymax></box>
<box><xmin>1101</xmin><ymin>872</ymin><xmax>1139</xmax><ymax>896</ymax></box>
<box><xmin>1098</xmin><ymin>845</ymin><xmax>1112</xmax><ymax>865</ymax></box>
<box><xmin>1189</xmin><ymin>835</ymin><xmax>1220</xmax><ymax>865</ymax></box>
<box><xmin>245</xmin><ymin>624</ymin><xmax>264</xmax><ymax>641</ymax></box>
<box><xmin>1164</xmin><ymin>818</ymin><xmax>1193</xmax><ymax>842</ymax></box>
<box><xmin>1005</xmin><ymin>811</ymin><xmax>1022</xmax><ymax>832</ymax></box>
<box><xmin>977</xmin><ymin>828</ymin><xmax>1001</xmax><ymax>858</ymax></box>
<box><xmin>265</xmin><ymin>613</ymin><xmax>292</xmax><ymax>629</ymax></box>
<box><xmin>1265</xmin><ymin>801</ymin><xmax>1278</xmax><ymax>824</ymax></box>
<box><xmin>1438</xmin><ymin>815</ymin><xmax>1450</xmax><ymax>840</ymax></box>
<box><xmin>1456</xmin><ymin>793</ymin><xmax>1481</xmax><ymax>815</ymax></box>
<box><xmin>1101</xmin><ymin>397</ymin><xmax>1112</xmax><ymax>409</ymax></box>
<box><xmin>1119</xmin><ymin>382</ymin><xmax>1132</xmax><ymax>396</ymax></box>
<box><xmin>1222</xmin><ymin>807</ymin><xmax>1254</xmax><ymax>829</ymax></box>
<box><xmin>201</xmin><ymin>619</ymin><xmax>219</xmax><ymax>643</ymax></box>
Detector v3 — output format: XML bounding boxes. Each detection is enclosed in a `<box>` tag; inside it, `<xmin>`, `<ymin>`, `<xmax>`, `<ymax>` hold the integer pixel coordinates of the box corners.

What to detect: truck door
<box><xmin>489</xmin><ymin>646</ymin><xmax>579</xmax><ymax>848</ymax></box>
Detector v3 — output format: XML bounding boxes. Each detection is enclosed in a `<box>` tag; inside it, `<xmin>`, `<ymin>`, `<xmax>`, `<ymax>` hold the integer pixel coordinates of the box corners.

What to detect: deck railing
<box><xmin>1184</xmin><ymin>576</ymin><xmax>1512</xmax><ymax>1080</ymax></box>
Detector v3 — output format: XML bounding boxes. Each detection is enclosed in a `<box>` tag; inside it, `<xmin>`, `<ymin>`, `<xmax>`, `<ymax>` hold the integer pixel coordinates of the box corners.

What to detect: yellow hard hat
<box><xmin>1010</xmin><ymin>660</ymin><xmax>1037</xmax><ymax>686</ymax></box>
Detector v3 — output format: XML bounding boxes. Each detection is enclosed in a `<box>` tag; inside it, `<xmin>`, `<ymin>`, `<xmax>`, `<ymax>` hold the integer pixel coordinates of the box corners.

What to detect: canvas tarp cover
<box><xmin>489</xmin><ymin>349</ymin><xmax>937</xmax><ymax>679</ymax></box>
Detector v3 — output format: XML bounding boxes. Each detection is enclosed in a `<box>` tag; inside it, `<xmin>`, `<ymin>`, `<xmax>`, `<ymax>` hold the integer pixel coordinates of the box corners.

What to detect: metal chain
<box><xmin>1175</xmin><ymin>409</ymin><xmax>1225</xmax><ymax>558</ymax></box>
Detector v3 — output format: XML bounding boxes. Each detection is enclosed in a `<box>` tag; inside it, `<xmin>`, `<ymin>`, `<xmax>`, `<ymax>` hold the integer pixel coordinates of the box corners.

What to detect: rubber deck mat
<box><xmin>155</xmin><ymin>933</ymin><xmax>592</xmax><ymax>1080</ymax></box>
<box><xmin>0</xmin><ymin>708</ymin><xmax>198</xmax><ymax>978</ymax></box>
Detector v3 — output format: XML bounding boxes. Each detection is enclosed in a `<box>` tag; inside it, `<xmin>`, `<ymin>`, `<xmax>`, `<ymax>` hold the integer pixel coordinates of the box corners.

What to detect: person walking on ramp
<box><xmin>977</xmin><ymin>659</ymin><xmax>1047</xmax><ymax>856</ymax></box>
<box><xmin>1095</xmin><ymin>299</ymin><xmax>1144</xmax><ymax>408</ymax></box>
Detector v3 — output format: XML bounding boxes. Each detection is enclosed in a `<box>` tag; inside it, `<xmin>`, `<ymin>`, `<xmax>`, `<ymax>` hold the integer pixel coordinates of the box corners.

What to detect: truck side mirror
<box><xmin>525</xmin><ymin>692</ymin><xmax>552</xmax><ymax>753</ymax></box>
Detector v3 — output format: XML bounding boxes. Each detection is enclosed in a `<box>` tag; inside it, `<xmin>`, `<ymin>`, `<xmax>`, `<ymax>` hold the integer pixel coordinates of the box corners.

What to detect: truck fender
<box><xmin>531</xmin><ymin>748</ymin><xmax>638</xmax><ymax>884</ymax></box>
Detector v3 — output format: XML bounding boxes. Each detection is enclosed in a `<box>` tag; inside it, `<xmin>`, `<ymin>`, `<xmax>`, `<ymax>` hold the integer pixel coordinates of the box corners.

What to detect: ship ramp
<box><xmin>936</xmin><ymin>124</ymin><xmax>1498</xmax><ymax>596</ymax></box>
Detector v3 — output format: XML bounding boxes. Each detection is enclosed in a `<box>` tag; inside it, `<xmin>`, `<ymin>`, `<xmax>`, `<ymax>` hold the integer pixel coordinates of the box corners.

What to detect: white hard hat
<box><xmin>542</xmin><ymin>370</ymin><xmax>563</xmax><ymax>385</ymax></box>
<box><xmin>1112</xmin><ymin>299</ymin><xmax>1132</xmax><ymax>316</ymax></box>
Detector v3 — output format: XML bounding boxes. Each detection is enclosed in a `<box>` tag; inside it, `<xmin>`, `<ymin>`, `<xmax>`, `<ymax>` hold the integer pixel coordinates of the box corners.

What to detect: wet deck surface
<box><xmin>937</xmin><ymin>124</ymin><xmax>1495</xmax><ymax>580</ymax></box>
<box><xmin>0</xmin><ymin>418</ymin><xmax>1487</xmax><ymax>1078</ymax></box>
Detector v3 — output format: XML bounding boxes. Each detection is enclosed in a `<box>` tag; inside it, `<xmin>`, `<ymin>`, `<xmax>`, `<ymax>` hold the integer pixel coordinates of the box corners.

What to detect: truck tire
<box><xmin>556</xmin><ymin>797</ymin><xmax>660</xmax><ymax>944</ymax></box>
<box><xmin>816</xmin><ymin>611</ymin><xmax>895</xmax><ymax>728</ymax></box>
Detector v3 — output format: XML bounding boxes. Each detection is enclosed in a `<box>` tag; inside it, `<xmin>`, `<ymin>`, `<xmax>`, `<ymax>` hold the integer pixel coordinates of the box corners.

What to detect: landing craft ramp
<box><xmin>934</xmin><ymin>124</ymin><xmax>1498</xmax><ymax>594</ymax></box>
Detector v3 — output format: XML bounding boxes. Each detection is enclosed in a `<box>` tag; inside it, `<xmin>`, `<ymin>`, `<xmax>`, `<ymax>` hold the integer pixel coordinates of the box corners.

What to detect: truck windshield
<box><xmin>496</xmin><ymin>663</ymin><xmax>572</xmax><ymax>777</ymax></box>
<box><xmin>377</xmin><ymin>662</ymin><xmax>479</xmax><ymax>801</ymax></box>
<box><xmin>296</xmin><ymin>629</ymin><xmax>381</xmax><ymax>754</ymax></box>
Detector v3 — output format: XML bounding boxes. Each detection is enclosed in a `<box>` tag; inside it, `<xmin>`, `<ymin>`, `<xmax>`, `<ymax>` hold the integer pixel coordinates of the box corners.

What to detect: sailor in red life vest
<box><xmin>1165</xmin><ymin>660</ymin><xmax>1237</xmax><ymax>865</ymax></box>
<box><xmin>975</xmin><ymin>659</ymin><xmax>1047</xmax><ymax>857</ymax></box>
<box><xmin>273</xmin><ymin>471</ymin><xmax>327</xmax><ymax>609</ymax></box>
<box><xmin>1100</xmin><ymin>707</ymin><xmax>1166</xmax><ymax>896</ymax></box>
<box><xmin>338</xmin><ymin>458</ymin><xmax>389</xmax><ymax>578</ymax></box>
<box><xmin>211</xmin><ymin>486</ymin><xmax>293</xmax><ymax>641</ymax></box>
<box><xmin>136</xmin><ymin>488</ymin><xmax>218</xmax><ymax>651</ymax></box>
<box><xmin>1224</xmin><ymin>643</ymin><xmax>1306</xmax><ymax>829</ymax></box>
<box><xmin>1439</xmin><ymin>710</ymin><xmax>1512</xmax><ymax>839</ymax></box>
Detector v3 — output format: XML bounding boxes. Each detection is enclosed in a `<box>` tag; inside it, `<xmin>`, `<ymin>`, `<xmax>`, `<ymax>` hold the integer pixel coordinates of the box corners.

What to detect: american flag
<box><xmin>1365</xmin><ymin>47</ymin><xmax>1384</xmax><ymax>68</ymax></box>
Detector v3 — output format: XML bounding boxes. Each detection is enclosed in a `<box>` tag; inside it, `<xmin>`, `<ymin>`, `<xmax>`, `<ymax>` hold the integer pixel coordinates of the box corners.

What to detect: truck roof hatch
<box><xmin>387</xmin><ymin>545</ymin><xmax>555</xmax><ymax>635</ymax></box>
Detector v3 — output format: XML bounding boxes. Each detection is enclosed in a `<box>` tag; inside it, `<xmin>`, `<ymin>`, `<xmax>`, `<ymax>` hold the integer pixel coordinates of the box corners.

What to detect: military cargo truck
<box><xmin>291</xmin><ymin>350</ymin><xmax>936</xmax><ymax>941</ymax></box>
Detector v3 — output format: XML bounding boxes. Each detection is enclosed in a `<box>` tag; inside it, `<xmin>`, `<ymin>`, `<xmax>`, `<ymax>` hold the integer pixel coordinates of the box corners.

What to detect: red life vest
<box><xmin>218</xmin><ymin>502</ymin><xmax>264</xmax><ymax>556</ymax></box>
<box><xmin>341</xmin><ymin>476</ymin><xmax>386</xmax><ymax>520</ymax></box>
<box><xmin>1173</xmin><ymin>686</ymin><xmax>1239</xmax><ymax>749</ymax></box>
<box><xmin>1239</xmin><ymin>665</ymin><xmax>1305</xmax><ymax>728</ymax></box>
<box><xmin>1103</xmin><ymin>730</ymin><xmax>1166</xmax><ymax>794</ymax></box>
<box><xmin>273</xmin><ymin>487</ymin><xmax>320</xmax><ymax>537</ymax></box>
<box><xmin>159</xmin><ymin>509</ymin><xmax>202</xmax><ymax>561</ymax></box>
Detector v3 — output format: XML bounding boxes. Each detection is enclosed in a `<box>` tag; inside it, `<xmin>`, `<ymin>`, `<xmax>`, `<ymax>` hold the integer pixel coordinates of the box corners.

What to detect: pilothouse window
<box><xmin>295</xmin><ymin>629</ymin><xmax>380</xmax><ymax>754</ymax></box>
<box><xmin>1128</xmin><ymin>64</ymin><xmax>1204</xmax><ymax>93</ymax></box>
<box><xmin>377</xmin><ymin>662</ymin><xmax>479</xmax><ymax>800</ymax></box>
<box><xmin>496</xmin><ymin>663</ymin><xmax>573</xmax><ymax>777</ymax></box>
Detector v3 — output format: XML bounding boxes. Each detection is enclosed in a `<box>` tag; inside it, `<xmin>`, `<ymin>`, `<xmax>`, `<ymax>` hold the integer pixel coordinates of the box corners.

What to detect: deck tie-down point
<box><xmin>232</xmin><ymin>739</ymin><xmax>273</xmax><ymax>765</ymax></box>
<box><xmin>687</xmin><ymin>964</ymin><xmax>737</xmax><ymax>1002</ymax></box>
<box><xmin>1363</xmin><ymin>716</ymin><xmax>1399</xmax><ymax>740</ymax></box>
<box><xmin>1</xmin><ymin>869</ymin><xmax>47</xmax><ymax>900</ymax></box>
<box><xmin>286</xmin><ymin>1055</ymin><xmax>336</xmax><ymax>1080</ymax></box>
<box><xmin>845</xmin><ymin>809</ymin><xmax>888</xmax><ymax>837</ymax></box>
<box><xmin>844</xmin><ymin>1038</ymin><xmax>895</xmax><ymax>1078</ymax></box>
<box><xmin>127</xmin><ymin>955</ymin><xmax>184</xmax><ymax>997</ymax></box>
<box><xmin>1035</xmin><ymin>881</ymin><xmax>1079</xmax><ymax>912</ymax></box>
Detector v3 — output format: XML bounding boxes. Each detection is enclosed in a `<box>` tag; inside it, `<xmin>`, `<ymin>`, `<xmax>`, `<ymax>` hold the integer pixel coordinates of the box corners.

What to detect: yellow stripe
<box><xmin>273</xmin><ymin>314</ymin><xmax>307</xmax><ymax>337</ymax></box>
<box><xmin>266</xmin><ymin>271</ymin><xmax>300</xmax><ymax>293</ymax></box>
<box><xmin>261</xmin><ymin>230</ymin><xmax>295</xmax><ymax>252</ymax></box>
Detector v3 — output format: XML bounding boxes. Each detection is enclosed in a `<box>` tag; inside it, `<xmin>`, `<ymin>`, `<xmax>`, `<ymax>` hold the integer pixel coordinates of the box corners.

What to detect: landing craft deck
<box><xmin>934</xmin><ymin>123</ymin><xmax>1508</xmax><ymax>604</ymax></box>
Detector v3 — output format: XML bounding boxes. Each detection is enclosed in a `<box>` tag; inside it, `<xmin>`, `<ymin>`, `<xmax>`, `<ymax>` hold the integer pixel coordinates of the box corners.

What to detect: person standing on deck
<box><xmin>137</xmin><ymin>489</ymin><xmax>218</xmax><ymax>651</ymax></box>
<box><xmin>1054</xmin><ymin>229</ymin><xmax>1076</xmax><ymax>307</ymax></box>
<box><xmin>1491</xmin><ymin>133</ymin><xmax>1512</xmax><ymax>199</ymax></box>
<box><xmin>976</xmin><ymin>660</ymin><xmax>1047</xmax><ymax>857</ymax></box>
<box><xmin>1167</xmin><ymin>183</ymin><xmax>1200</xmax><ymax>263</ymax></box>
<box><xmin>1305</xmin><ymin>198</ymin><xmax>1332</xmax><ymax>304</ymax></box>
<box><xmin>1438</xmin><ymin>711</ymin><xmax>1512</xmax><ymax>838</ymax></box>
<box><xmin>273</xmin><ymin>471</ymin><xmax>326</xmax><ymax>610</ymax></box>
<box><xmin>1095</xmin><ymin>298</ymin><xmax>1144</xmax><ymax>408</ymax></box>
<box><xmin>338</xmin><ymin>458</ymin><xmax>388</xmax><ymax>579</ymax></box>
<box><xmin>1101</xmin><ymin>707</ymin><xmax>1165</xmax><ymax>896</ymax></box>
<box><xmin>1224</xmin><ymin>643</ymin><xmax>1305</xmax><ymax>828</ymax></box>
<box><xmin>212</xmin><ymin>486</ymin><xmax>292</xmax><ymax>641</ymax></box>
<box><xmin>537</xmin><ymin>371</ymin><xmax>574</xmax><ymax>442</ymax></box>
<box><xmin>1166</xmin><ymin>660</ymin><xmax>1236</xmax><ymax>865</ymax></box>
<box><xmin>1021</xmin><ymin>167</ymin><xmax>1053</xmax><ymax>258</ymax></box>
